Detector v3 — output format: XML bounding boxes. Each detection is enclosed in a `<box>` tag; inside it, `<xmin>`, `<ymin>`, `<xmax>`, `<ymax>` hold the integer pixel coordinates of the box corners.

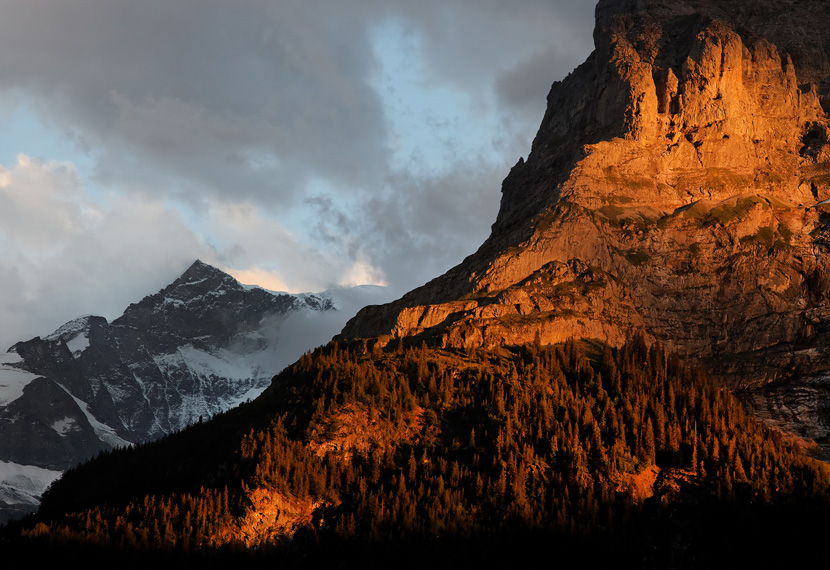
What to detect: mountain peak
<box><xmin>177</xmin><ymin>259</ymin><xmax>236</xmax><ymax>285</ymax></box>
<box><xmin>0</xmin><ymin>257</ymin><xmax>350</xmax><ymax>522</ymax></box>
<box><xmin>184</xmin><ymin>258</ymin><xmax>211</xmax><ymax>272</ymax></box>
<box><xmin>44</xmin><ymin>315</ymin><xmax>107</xmax><ymax>344</ymax></box>
<box><xmin>339</xmin><ymin>0</ymin><xmax>830</xmax><ymax>456</ymax></box>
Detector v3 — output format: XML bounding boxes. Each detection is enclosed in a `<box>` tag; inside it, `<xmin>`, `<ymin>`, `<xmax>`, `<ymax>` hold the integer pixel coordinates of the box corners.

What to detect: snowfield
<box><xmin>0</xmin><ymin>351</ymin><xmax>41</xmax><ymax>406</ymax></box>
<box><xmin>0</xmin><ymin>460</ymin><xmax>62</xmax><ymax>507</ymax></box>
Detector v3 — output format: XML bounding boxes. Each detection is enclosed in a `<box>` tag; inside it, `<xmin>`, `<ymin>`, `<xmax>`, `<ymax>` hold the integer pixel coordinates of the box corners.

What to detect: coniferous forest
<box><xmin>5</xmin><ymin>337</ymin><xmax>830</xmax><ymax>567</ymax></box>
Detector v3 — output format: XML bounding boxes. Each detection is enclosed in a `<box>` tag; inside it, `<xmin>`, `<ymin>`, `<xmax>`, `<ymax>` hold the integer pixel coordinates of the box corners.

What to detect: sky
<box><xmin>0</xmin><ymin>1</ymin><xmax>596</xmax><ymax>351</ymax></box>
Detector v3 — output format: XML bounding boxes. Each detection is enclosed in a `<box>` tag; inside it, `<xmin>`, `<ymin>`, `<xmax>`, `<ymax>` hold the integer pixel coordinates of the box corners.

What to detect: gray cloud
<box><xmin>0</xmin><ymin>1</ymin><xmax>597</xmax><ymax>349</ymax></box>
<box><xmin>0</xmin><ymin>1</ymin><xmax>594</xmax><ymax>203</ymax></box>
<box><xmin>399</xmin><ymin>1</ymin><xmax>594</xmax><ymax>93</ymax></box>
<box><xmin>264</xmin><ymin>284</ymin><xmax>398</xmax><ymax>373</ymax></box>
<box><xmin>302</xmin><ymin>158</ymin><xmax>508</xmax><ymax>295</ymax></box>
<box><xmin>366</xmin><ymin>164</ymin><xmax>506</xmax><ymax>291</ymax></box>
<box><xmin>0</xmin><ymin>156</ymin><xmax>205</xmax><ymax>349</ymax></box>
<box><xmin>0</xmin><ymin>1</ymin><xmax>390</xmax><ymax>207</ymax></box>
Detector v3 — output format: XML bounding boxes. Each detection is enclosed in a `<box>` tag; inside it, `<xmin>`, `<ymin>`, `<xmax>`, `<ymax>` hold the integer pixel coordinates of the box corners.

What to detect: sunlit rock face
<box><xmin>340</xmin><ymin>0</ymin><xmax>830</xmax><ymax>457</ymax></box>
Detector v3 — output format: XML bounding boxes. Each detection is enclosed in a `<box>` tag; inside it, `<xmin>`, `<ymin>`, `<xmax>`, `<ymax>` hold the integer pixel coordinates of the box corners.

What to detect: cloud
<box><xmin>263</xmin><ymin>284</ymin><xmax>398</xmax><ymax>373</ymax></box>
<box><xmin>300</xmin><ymin>158</ymin><xmax>507</xmax><ymax>294</ymax></box>
<box><xmin>372</xmin><ymin>165</ymin><xmax>505</xmax><ymax>289</ymax></box>
<box><xmin>201</xmin><ymin>199</ymin><xmax>388</xmax><ymax>293</ymax></box>
<box><xmin>0</xmin><ymin>155</ymin><xmax>89</xmax><ymax>252</ymax></box>
<box><xmin>226</xmin><ymin>268</ymin><xmax>291</xmax><ymax>294</ymax></box>
<box><xmin>393</xmin><ymin>1</ymin><xmax>595</xmax><ymax>116</ymax></box>
<box><xmin>0</xmin><ymin>155</ymin><xmax>204</xmax><ymax>349</ymax></box>
<box><xmin>0</xmin><ymin>1</ymin><xmax>599</xmax><ymax>351</ymax></box>
<box><xmin>0</xmin><ymin>0</ymin><xmax>390</xmax><ymax>208</ymax></box>
<box><xmin>338</xmin><ymin>256</ymin><xmax>388</xmax><ymax>289</ymax></box>
<box><xmin>0</xmin><ymin>1</ymin><xmax>594</xmax><ymax>204</ymax></box>
<box><xmin>0</xmin><ymin>154</ymin><xmax>392</xmax><ymax>350</ymax></box>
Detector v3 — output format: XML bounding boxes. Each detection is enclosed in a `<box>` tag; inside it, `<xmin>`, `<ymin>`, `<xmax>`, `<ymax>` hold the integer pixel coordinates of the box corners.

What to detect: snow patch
<box><xmin>45</xmin><ymin>315</ymin><xmax>94</xmax><ymax>357</ymax></box>
<box><xmin>240</xmin><ymin>282</ymin><xmax>289</xmax><ymax>295</ymax></box>
<box><xmin>0</xmin><ymin>351</ymin><xmax>23</xmax><ymax>367</ymax></box>
<box><xmin>55</xmin><ymin>385</ymin><xmax>133</xmax><ymax>448</ymax></box>
<box><xmin>0</xmin><ymin>353</ymin><xmax>41</xmax><ymax>406</ymax></box>
<box><xmin>160</xmin><ymin>345</ymin><xmax>260</xmax><ymax>382</ymax></box>
<box><xmin>151</xmin><ymin>344</ymin><xmax>275</xmax><ymax>426</ymax></box>
<box><xmin>65</xmin><ymin>331</ymin><xmax>90</xmax><ymax>357</ymax></box>
<box><xmin>159</xmin><ymin>297</ymin><xmax>185</xmax><ymax>310</ymax></box>
<box><xmin>51</xmin><ymin>416</ymin><xmax>79</xmax><ymax>436</ymax></box>
<box><xmin>45</xmin><ymin>315</ymin><xmax>93</xmax><ymax>342</ymax></box>
<box><xmin>0</xmin><ymin>460</ymin><xmax>62</xmax><ymax>507</ymax></box>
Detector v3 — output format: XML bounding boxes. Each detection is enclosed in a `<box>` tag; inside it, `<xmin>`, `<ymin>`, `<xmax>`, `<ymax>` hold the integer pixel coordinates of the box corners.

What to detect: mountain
<box><xmin>6</xmin><ymin>0</ymin><xmax>830</xmax><ymax>566</ymax></box>
<box><xmin>340</xmin><ymin>0</ymin><xmax>830</xmax><ymax>457</ymax></box>
<box><xmin>0</xmin><ymin>260</ymin><xmax>357</xmax><ymax>523</ymax></box>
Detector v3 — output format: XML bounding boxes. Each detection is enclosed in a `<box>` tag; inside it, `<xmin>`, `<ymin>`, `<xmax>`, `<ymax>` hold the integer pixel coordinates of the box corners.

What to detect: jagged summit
<box><xmin>492</xmin><ymin>0</ymin><xmax>830</xmax><ymax>239</ymax></box>
<box><xmin>43</xmin><ymin>314</ymin><xmax>103</xmax><ymax>342</ymax></box>
<box><xmin>130</xmin><ymin>259</ymin><xmax>245</xmax><ymax>312</ymax></box>
<box><xmin>342</xmin><ymin>0</ymin><xmax>830</xmax><ymax>338</ymax></box>
<box><xmin>177</xmin><ymin>258</ymin><xmax>236</xmax><ymax>284</ymax></box>
<box><xmin>340</xmin><ymin>0</ymin><xmax>830</xmax><ymax>455</ymax></box>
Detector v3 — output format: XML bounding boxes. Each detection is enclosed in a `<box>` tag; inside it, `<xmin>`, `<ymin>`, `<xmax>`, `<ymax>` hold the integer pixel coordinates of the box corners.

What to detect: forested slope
<box><xmin>7</xmin><ymin>338</ymin><xmax>830</xmax><ymax>567</ymax></box>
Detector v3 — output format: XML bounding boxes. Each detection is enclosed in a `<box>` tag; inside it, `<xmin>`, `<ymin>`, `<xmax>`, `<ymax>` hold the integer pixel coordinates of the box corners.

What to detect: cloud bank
<box><xmin>0</xmin><ymin>1</ymin><xmax>596</xmax><ymax>350</ymax></box>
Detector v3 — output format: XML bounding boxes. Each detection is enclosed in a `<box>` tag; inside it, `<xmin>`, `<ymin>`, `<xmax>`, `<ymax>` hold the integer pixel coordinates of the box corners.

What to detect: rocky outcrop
<box><xmin>210</xmin><ymin>487</ymin><xmax>320</xmax><ymax>548</ymax></box>
<box><xmin>340</xmin><ymin>1</ymin><xmax>830</xmax><ymax>457</ymax></box>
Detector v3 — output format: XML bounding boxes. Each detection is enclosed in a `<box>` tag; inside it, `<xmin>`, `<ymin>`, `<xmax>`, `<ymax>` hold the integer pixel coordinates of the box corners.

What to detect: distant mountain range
<box><xmin>0</xmin><ymin>260</ymin><xmax>388</xmax><ymax>523</ymax></box>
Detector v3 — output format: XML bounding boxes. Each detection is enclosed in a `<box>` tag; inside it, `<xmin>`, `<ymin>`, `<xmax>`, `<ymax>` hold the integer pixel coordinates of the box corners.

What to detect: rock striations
<box><xmin>340</xmin><ymin>0</ymin><xmax>830</xmax><ymax>456</ymax></box>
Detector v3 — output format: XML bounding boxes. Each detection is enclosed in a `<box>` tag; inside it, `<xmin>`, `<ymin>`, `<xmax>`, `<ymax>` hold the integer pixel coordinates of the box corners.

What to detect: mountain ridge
<box><xmin>339</xmin><ymin>0</ymin><xmax>830</xmax><ymax>457</ymax></box>
<box><xmin>0</xmin><ymin>260</ymin><xmax>343</xmax><ymax>523</ymax></box>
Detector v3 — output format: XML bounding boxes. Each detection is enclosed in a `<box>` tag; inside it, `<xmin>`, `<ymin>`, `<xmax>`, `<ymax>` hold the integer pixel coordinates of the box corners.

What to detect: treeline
<box><xmin>8</xmin><ymin>337</ymin><xmax>830</xmax><ymax>566</ymax></box>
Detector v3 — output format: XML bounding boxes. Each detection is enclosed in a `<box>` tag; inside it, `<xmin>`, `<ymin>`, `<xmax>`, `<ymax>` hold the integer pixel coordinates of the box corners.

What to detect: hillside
<box><xmin>6</xmin><ymin>339</ymin><xmax>830</xmax><ymax>567</ymax></box>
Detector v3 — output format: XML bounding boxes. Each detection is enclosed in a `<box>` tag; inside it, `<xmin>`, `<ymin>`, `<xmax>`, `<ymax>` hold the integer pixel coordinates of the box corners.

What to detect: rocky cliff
<box><xmin>340</xmin><ymin>0</ymin><xmax>830</xmax><ymax>456</ymax></box>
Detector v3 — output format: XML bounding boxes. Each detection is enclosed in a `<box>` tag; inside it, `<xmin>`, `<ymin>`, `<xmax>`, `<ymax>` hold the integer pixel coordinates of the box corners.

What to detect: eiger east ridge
<box><xmin>7</xmin><ymin>0</ymin><xmax>830</xmax><ymax>565</ymax></box>
<box><xmin>342</xmin><ymin>0</ymin><xmax>830</xmax><ymax>457</ymax></box>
